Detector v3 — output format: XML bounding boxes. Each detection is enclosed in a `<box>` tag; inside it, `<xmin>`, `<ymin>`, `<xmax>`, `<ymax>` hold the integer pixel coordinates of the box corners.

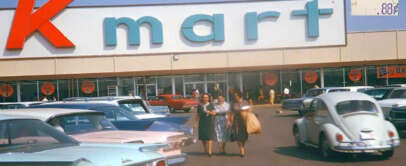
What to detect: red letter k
<box><xmin>6</xmin><ymin>0</ymin><xmax>74</xmax><ymax>49</ymax></box>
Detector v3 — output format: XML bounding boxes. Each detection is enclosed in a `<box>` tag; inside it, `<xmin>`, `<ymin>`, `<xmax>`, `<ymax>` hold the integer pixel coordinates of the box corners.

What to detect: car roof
<box><xmin>0</xmin><ymin>108</ymin><xmax>102</xmax><ymax>122</ymax></box>
<box><xmin>0</xmin><ymin>115</ymin><xmax>36</xmax><ymax>121</ymax></box>
<box><xmin>31</xmin><ymin>102</ymin><xmax>118</xmax><ymax>109</ymax></box>
<box><xmin>64</xmin><ymin>96</ymin><xmax>142</xmax><ymax>101</ymax></box>
<box><xmin>318</xmin><ymin>92</ymin><xmax>375</xmax><ymax>106</ymax></box>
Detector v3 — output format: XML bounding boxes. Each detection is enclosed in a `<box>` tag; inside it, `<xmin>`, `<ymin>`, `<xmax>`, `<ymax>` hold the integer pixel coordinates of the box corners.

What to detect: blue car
<box><xmin>0</xmin><ymin>115</ymin><xmax>167</xmax><ymax>166</ymax></box>
<box><xmin>29</xmin><ymin>103</ymin><xmax>193</xmax><ymax>135</ymax></box>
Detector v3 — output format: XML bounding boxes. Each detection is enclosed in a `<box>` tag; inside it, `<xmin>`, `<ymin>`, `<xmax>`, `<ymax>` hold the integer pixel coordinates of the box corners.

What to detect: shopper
<box><xmin>211</xmin><ymin>94</ymin><xmax>229</xmax><ymax>154</ymax></box>
<box><xmin>243</xmin><ymin>90</ymin><xmax>253</xmax><ymax>105</ymax></box>
<box><xmin>269</xmin><ymin>89</ymin><xmax>275</xmax><ymax>105</ymax></box>
<box><xmin>228</xmin><ymin>91</ymin><xmax>250</xmax><ymax>157</ymax></box>
<box><xmin>194</xmin><ymin>93</ymin><xmax>216</xmax><ymax>157</ymax></box>
<box><xmin>257</xmin><ymin>88</ymin><xmax>265</xmax><ymax>104</ymax></box>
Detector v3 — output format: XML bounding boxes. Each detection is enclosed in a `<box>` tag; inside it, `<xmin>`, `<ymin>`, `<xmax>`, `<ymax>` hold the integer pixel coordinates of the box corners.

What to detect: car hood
<box><xmin>340</xmin><ymin>113</ymin><xmax>388</xmax><ymax>141</ymax></box>
<box><xmin>72</xmin><ymin>130</ymin><xmax>183</xmax><ymax>144</ymax></box>
<box><xmin>0</xmin><ymin>143</ymin><xmax>164</xmax><ymax>166</ymax></box>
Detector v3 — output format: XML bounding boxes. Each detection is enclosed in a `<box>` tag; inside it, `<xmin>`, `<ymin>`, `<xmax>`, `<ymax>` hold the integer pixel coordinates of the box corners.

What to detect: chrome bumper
<box><xmin>334</xmin><ymin>139</ymin><xmax>400</xmax><ymax>153</ymax></box>
<box><xmin>167</xmin><ymin>153</ymin><xmax>187</xmax><ymax>166</ymax></box>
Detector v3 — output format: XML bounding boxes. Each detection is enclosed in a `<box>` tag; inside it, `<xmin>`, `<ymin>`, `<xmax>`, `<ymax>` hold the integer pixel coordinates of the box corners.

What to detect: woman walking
<box><xmin>194</xmin><ymin>93</ymin><xmax>216</xmax><ymax>157</ymax></box>
<box><xmin>228</xmin><ymin>91</ymin><xmax>250</xmax><ymax>157</ymax></box>
<box><xmin>212</xmin><ymin>94</ymin><xmax>230</xmax><ymax>154</ymax></box>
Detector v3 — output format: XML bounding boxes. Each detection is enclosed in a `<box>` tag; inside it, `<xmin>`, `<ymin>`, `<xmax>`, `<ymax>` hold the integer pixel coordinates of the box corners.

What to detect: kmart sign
<box><xmin>0</xmin><ymin>0</ymin><xmax>345</xmax><ymax>58</ymax></box>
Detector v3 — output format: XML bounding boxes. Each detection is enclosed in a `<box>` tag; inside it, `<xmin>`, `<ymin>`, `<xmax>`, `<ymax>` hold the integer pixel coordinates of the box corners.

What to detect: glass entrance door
<box><xmin>136</xmin><ymin>84</ymin><xmax>157</xmax><ymax>99</ymax></box>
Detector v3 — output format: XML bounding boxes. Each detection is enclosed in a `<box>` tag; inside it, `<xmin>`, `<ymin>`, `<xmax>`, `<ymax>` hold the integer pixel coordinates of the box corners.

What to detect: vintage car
<box><xmin>281</xmin><ymin>87</ymin><xmax>350</xmax><ymax>116</ymax></box>
<box><xmin>64</xmin><ymin>96</ymin><xmax>170</xmax><ymax>118</ymax></box>
<box><xmin>293</xmin><ymin>92</ymin><xmax>400</xmax><ymax>159</ymax></box>
<box><xmin>363</xmin><ymin>87</ymin><xmax>396</xmax><ymax>101</ymax></box>
<box><xmin>387</xmin><ymin>105</ymin><xmax>406</xmax><ymax>130</ymax></box>
<box><xmin>149</xmin><ymin>94</ymin><xmax>200</xmax><ymax>113</ymax></box>
<box><xmin>29</xmin><ymin>103</ymin><xmax>193</xmax><ymax>135</ymax></box>
<box><xmin>376</xmin><ymin>88</ymin><xmax>406</xmax><ymax>118</ymax></box>
<box><xmin>0</xmin><ymin>115</ymin><xmax>167</xmax><ymax>166</ymax></box>
<box><xmin>0</xmin><ymin>108</ymin><xmax>192</xmax><ymax>165</ymax></box>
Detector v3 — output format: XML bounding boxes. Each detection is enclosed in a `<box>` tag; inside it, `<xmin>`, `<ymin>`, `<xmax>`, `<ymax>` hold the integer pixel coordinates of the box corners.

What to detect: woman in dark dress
<box><xmin>194</xmin><ymin>93</ymin><xmax>216</xmax><ymax>156</ymax></box>
<box><xmin>228</xmin><ymin>91</ymin><xmax>250</xmax><ymax>157</ymax></box>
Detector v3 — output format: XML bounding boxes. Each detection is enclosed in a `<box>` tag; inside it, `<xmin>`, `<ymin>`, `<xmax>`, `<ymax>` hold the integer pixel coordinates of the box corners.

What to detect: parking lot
<box><xmin>180</xmin><ymin>105</ymin><xmax>406</xmax><ymax>166</ymax></box>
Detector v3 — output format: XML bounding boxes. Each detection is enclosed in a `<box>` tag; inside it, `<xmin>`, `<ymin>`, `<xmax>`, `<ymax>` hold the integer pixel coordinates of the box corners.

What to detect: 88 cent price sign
<box><xmin>351</xmin><ymin>0</ymin><xmax>399</xmax><ymax>16</ymax></box>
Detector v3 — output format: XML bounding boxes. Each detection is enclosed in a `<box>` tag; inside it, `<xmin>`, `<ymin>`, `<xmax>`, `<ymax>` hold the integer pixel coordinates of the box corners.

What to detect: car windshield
<box><xmin>335</xmin><ymin>100</ymin><xmax>377</xmax><ymax>115</ymax></box>
<box><xmin>388</xmin><ymin>89</ymin><xmax>406</xmax><ymax>99</ymax></box>
<box><xmin>305</xmin><ymin>89</ymin><xmax>325</xmax><ymax>97</ymax></box>
<box><xmin>0</xmin><ymin>119</ymin><xmax>78</xmax><ymax>153</ymax></box>
<box><xmin>0</xmin><ymin>104</ymin><xmax>25</xmax><ymax>109</ymax></box>
<box><xmin>364</xmin><ymin>89</ymin><xmax>391</xmax><ymax>100</ymax></box>
<box><xmin>118</xmin><ymin>100</ymin><xmax>148</xmax><ymax>114</ymax></box>
<box><xmin>49</xmin><ymin>114</ymin><xmax>117</xmax><ymax>135</ymax></box>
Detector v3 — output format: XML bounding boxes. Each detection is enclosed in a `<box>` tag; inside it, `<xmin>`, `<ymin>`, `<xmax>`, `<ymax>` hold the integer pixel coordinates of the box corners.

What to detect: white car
<box><xmin>293</xmin><ymin>92</ymin><xmax>400</xmax><ymax>159</ymax></box>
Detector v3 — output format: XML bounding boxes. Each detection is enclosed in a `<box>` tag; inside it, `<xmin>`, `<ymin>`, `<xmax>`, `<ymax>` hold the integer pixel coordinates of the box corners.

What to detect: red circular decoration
<box><xmin>349</xmin><ymin>68</ymin><xmax>362</xmax><ymax>82</ymax></box>
<box><xmin>0</xmin><ymin>84</ymin><xmax>14</xmax><ymax>98</ymax></box>
<box><xmin>264</xmin><ymin>73</ymin><xmax>278</xmax><ymax>86</ymax></box>
<box><xmin>41</xmin><ymin>82</ymin><xmax>56</xmax><ymax>96</ymax></box>
<box><xmin>304</xmin><ymin>71</ymin><xmax>318</xmax><ymax>84</ymax></box>
<box><xmin>81</xmin><ymin>81</ymin><xmax>96</xmax><ymax>94</ymax></box>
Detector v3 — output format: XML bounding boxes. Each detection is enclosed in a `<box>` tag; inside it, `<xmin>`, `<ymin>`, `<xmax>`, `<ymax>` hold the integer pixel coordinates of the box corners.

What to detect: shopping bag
<box><xmin>246</xmin><ymin>112</ymin><xmax>262</xmax><ymax>134</ymax></box>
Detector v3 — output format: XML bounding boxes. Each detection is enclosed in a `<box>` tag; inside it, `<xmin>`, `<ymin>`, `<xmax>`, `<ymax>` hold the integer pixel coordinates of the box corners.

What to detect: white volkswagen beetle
<box><xmin>293</xmin><ymin>92</ymin><xmax>400</xmax><ymax>159</ymax></box>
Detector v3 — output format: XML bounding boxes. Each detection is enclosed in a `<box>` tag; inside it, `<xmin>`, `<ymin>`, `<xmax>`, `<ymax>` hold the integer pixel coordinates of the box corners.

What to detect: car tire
<box><xmin>382</xmin><ymin>149</ymin><xmax>394</xmax><ymax>159</ymax></box>
<box><xmin>293</xmin><ymin>126</ymin><xmax>305</xmax><ymax>149</ymax></box>
<box><xmin>184</xmin><ymin>108</ymin><xmax>191</xmax><ymax>113</ymax></box>
<box><xmin>319</xmin><ymin>135</ymin><xmax>336</xmax><ymax>159</ymax></box>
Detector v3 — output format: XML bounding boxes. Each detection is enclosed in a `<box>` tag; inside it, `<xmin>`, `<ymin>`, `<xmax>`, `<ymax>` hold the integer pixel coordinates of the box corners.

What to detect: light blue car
<box><xmin>0</xmin><ymin>115</ymin><xmax>168</xmax><ymax>166</ymax></box>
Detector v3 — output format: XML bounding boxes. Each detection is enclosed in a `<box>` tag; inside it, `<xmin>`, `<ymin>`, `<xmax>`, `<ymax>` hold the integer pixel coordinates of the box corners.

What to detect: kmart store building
<box><xmin>0</xmin><ymin>0</ymin><xmax>404</xmax><ymax>102</ymax></box>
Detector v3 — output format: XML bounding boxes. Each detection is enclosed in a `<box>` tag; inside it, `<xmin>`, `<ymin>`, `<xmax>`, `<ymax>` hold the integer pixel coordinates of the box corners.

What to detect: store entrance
<box><xmin>135</xmin><ymin>84</ymin><xmax>157</xmax><ymax>99</ymax></box>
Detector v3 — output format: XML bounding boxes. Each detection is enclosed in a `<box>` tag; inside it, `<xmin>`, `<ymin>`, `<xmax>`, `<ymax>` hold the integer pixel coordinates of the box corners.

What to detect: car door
<box><xmin>305</xmin><ymin>100</ymin><xmax>317</xmax><ymax>144</ymax></box>
<box><xmin>306</xmin><ymin>99</ymin><xmax>329</xmax><ymax>144</ymax></box>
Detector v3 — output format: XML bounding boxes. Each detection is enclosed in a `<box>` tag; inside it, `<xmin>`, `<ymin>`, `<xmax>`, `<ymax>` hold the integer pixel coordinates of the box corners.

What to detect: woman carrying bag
<box><xmin>228</xmin><ymin>91</ymin><xmax>250</xmax><ymax>157</ymax></box>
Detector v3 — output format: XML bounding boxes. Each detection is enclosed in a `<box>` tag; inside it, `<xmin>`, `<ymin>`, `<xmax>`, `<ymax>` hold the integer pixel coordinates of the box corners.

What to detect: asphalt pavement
<box><xmin>179</xmin><ymin>105</ymin><xmax>406</xmax><ymax>166</ymax></box>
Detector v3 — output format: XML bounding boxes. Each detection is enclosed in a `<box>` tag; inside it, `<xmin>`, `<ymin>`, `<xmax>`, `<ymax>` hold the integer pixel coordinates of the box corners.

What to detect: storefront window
<box><xmin>301</xmin><ymin>69</ymin><xmax>321</xmax><ymax>96</ymax></box>
<box><xmin>387</xmin><ymin>64</ymin><xmax>406</xmax><ymax>85</ymax></box>
<box><xmin>0</xmin><ymin>82</ymin><xmax>18</xmax><ymax>102</ymax></box>
<box><xmin>58</xmin><ymin>79</ymin><xmax>76</xmax><ymax>100</ymax></box>
<box><xmin>119</xmin><ymin>77</ymin><xmax>135</xmax><ymax>96</ymax></box>
<box><xmin>207</xmin><ymin>73</ymin><xmax>226</xmax><ymax>99</ymax></box>
<box><xmin>242</xmin><ymin>72</ymin><xmax>261</xmax><ymax>103</ymax></box>
<box><xmin>367</xmin><ymin>65</ymin><xmax>387</xmax><ymax>87</ymax></box>
<box><xmin>262</xmin><ymin>71</ymin><xmax>281</xmax><ymax>103</ymax></box>
<box><xmin>157</xmin><ymin>76</ymin><xmax>172</xmax><ymax>95</ymax></box>
<box><xmin>78</xmin><ymin>79</ymin><xmax>98</xmax><ymax>97</ymax></box>
<box><xmin>175</xmin><ymin>76</ymin><xmax>184</xmax><ymax>96</ymax></box>
<box><xmin>324</xmin><ymin>67</ymin><xmax>344</xmax><ymax>87</ymax></box>
<box><xmin>21</xmin><ymin>81</ymin><xmax>39</xmax><ymax>102</ymax></box>
<box><xmin>39</xmin><ymin>80</ymin><xmax>57</xmax><ymax>101</ymax></box>
<box><xmin>281</xmin><ymin>70</ymin><xmax>301</xmax><ymax>98</ymax></box>
<box><xmin>99</xmin><ymin>77</ymin><xmax>118</xmax><ymax>97</ymax></box>
<box><xmin>345</xmin><ymin>67</ymin><xmax>365</xmax><ymax>86</ymax></box>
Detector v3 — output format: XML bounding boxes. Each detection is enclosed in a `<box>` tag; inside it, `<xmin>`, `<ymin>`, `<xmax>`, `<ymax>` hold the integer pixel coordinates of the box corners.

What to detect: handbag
<box><xmin>245</xmin><ymin>112</ymin><xmax>262</xmax><ymax>134</ymax></box>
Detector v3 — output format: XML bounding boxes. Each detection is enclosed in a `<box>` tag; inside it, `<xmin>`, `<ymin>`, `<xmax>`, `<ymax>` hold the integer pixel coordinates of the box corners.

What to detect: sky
<box><xmin>0</xmin><ymin>0</ymin><xmax>404</xmax><ymax>32</ymax></box>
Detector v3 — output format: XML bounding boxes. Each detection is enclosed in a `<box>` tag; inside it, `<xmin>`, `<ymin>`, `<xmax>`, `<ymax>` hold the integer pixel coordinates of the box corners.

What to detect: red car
<box><xmin>149</xmin><ymin>94</ymin><xmax>200</xmax><ymax>113</ymax></box>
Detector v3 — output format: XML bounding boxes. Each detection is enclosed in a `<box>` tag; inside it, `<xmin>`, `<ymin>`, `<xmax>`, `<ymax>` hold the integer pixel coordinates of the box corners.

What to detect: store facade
<box><xmin>0</xmin><ymin>0</ymin><xmax>405</xmax><ymax>103</ymax></box>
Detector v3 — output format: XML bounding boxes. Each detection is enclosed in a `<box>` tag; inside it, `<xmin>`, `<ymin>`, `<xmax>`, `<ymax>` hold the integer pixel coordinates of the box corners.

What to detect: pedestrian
<box><xmin>212</xmin><ymin>84</ymin><xmax>222</xmax><ymax>103</ymax></box>
<box><xmin>228</xmin><ymin>91</ymin><xmax>250</xmax><ymax>157</ymax></box>
<box><xmin>194</xmin><ymin>93</ymin><xmax>216</xmax><ymax>157</ymax></box>
<box><xmin>211</xmin><ymin>94</ymin><xmax>229</xmax><ymax>155</ymax></box>
<box><xmin>243</xmin><ymin>90</ymin><xmax>253</xmax><ymax>105</ymax></box>
<box><xmin>283</xmin><ymin>87</ymin><xmax>290</xmax><ymax>99</ymax></box>
<box><xmin>269</xmin><ymin>89</ymin><xmax>275</xmax><ymax>105</ymax></box>
<box><xmin>257</xmin><ymin>88</ymin><xmax>265</xmax><ymax>104</ymax></box>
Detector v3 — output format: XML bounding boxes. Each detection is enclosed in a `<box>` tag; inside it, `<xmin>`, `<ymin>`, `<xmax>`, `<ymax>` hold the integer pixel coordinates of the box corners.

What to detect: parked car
<box><xmin>387</xmin><ymin>106</ymin><xmax>406</xmax><ymax>130</ymax></box>
<box><xmin>293</xmin><ymin>92</ymin><xmax>400</xmax><ymax>159</ymax></box>
<box><xmin>0</xmin><ymin>115</ymin><xmax>167</xmax><ymax>166</ymax></box>
<box><xmin>64</xmin><ymin>96</ymin><xmax>170</xmax><ymax>118</ymax></box>
<box><xmin>375</xmin><ymin>88</ymin><xmax>406</xmax><ymax>118</ymax></box>
<box><xmin>345</xmin><ymin>86</ymin><xmax>374</xmax><ymax>92</ymax></box>
<box><xmin>281</xmin><ymin>87</ymin><xmax>350</xmax><ymax>116</ymax></box>
<box><xmin>363</xmin><ymin>87</ymin><xmax>395</xmax><ymax>101</ymax></box>
<box><xmin>0</xmin><ymin>108</ymin><xmax>191</xmax><ymax>165</ymax></box>
<box><xmin>149</xmin><ymin>94</ymin><xmax>200</xmax><ymax>113</ymax></box>
<box><xmin>29</xmin><ymin>103</ymin><xmax>193</xmax><ymax>135</ymax></box>
<box><xmin>0</xmin><ymin>101</ymin><xmax>42</xmax><ymax>109</ymax></box>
